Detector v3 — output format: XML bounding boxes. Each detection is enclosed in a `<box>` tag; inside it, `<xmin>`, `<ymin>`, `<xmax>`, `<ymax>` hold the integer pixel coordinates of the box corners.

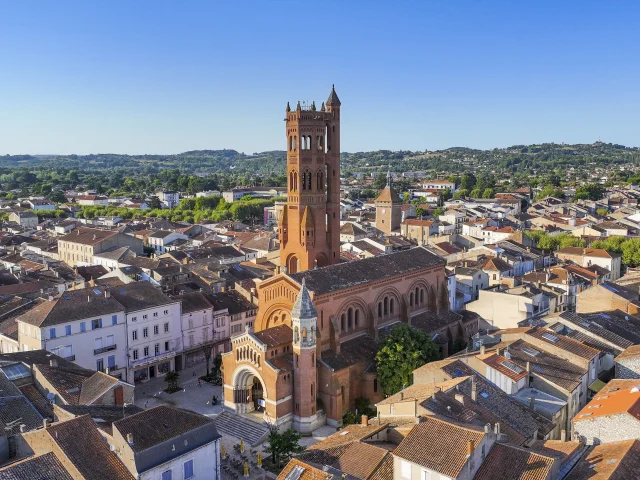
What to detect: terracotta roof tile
<box><xmin>473</xmin><ymin>443</ymin><xmax>555</xmax><ymax>480</ymax></box>
<box><xmin>393</xmin><ymin>417</ymin><xmax>485</xmax><ymax>477</ymax></box>
<box><xmin>567</xmin><ymin>440</ymin><xmax>640</xmax><ymax>480</ymax></box>
<box><xmin>573</xmin><ymin>379</ymin><xmax>640</xmax><ymax>423</ymax></box>
<box><xmin>0</xmin><ymin>452</ymin><xmax>74</xmax><ymax>480</ymax></box>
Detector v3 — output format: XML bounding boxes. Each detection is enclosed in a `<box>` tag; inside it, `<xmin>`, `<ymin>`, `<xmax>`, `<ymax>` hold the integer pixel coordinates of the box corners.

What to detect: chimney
<box><xmin>48</xmin><ymin>295</ymin><xmax>54</xmax><ymax>302</ymax></box>
<box><xmin>43</xmin><ymin>419</ymin><xmax>49</xmax><ymax>429</ymax></box>
<box><xmin>104</xmin><ymin>288</ymin><xmax>110</xmax><ymax>299</ymax></box>
<box><xmin>50</xmin><ymin>359</ymin><xmax>58</xmax><ymax>368</ymax></box>
<box><xmin>361</xmin><ymin>415</ymin><xmax>368</xmax><ymax>426</ymax></box>
<box><xmin>479</xmin><ymin>345</ymin><xmax>486</xmax><ymax>355</ymax></box>
<box><xmin>400</xmin><ymin>392</ymin><xmax>404</xmax><ymax>400</ymax></box>
<box><xmin>496</xmin><ymin>347</ymin><xmax>501</xmax><ymax>356</ymax></box>
<box><xmin>471</xmin><ymin>377</ymin><xmax>478</xmax><ymax>402</ymax></box>
<box><xmin>494</xmin><ymin>423</ymin><xmax>501</xmax><ymax>436</ymax></box>
<box><xmin>87</xmin><ymin>295</ymin><xmax>91</xmax><ymax>303</ymax></box>
<box><xmin>466</xmin><ymin>440</ymin><xmax>474</xmax><ymax>458</ymax></box>
<box><xmin>455</xmin><ymin>393</ymin><xmax>465</xmax><ymax>405</ymax></box>
<box><xmin>105</xmin><ymin>367</ymin><xmax>110</xmax><ymax>375</ymax></box>
<box><xmin>484</xmin><ymin>424</ymin><xmax>490</xmax><ymax>433</ymax></box>
<box><xmin>127</xmin><ymin>433</ymin><xmax>134</xmax><ymax>446</ymax></box>
<box><xmin>19</xmin><ymin>424</ymin><xmax>26</xmax><ymax>433</ymax></box>
<box><xmin>526</xmin><ymin>361</ymin><xmax>531</xmax><ymax>372</ymax></box>
<box><xmin>561</xmin><ymin>429</ymin><xmax>567</xmax><ymax>442</ymax></box>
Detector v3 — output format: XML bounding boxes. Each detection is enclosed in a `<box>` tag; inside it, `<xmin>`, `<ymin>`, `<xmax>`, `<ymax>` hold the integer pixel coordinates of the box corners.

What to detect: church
<box><xmin>221</xmin><ymin>86</ymin><xmax>449</xmax><ymax>432</ymax></box>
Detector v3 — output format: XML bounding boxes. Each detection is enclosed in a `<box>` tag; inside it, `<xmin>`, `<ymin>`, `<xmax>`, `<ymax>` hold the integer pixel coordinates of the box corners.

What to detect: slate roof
<box><xmin>320</xmin><ymin>334</ymin><xmax>378</xmax><ymax>371</ymax></box>
<box><xmin>326</xmin><ymin>84</ymin><xmax>341</xmax><ymax>106</ymax></box>
<box><xmin>113</xmin><ymin>405</ymin><xmax>220</xmax><ymax>474</ymax></box>
<box><xmin>75</xmin><ymin>264</ymin><xmax>109</xmax><ymax>281</ymax></box>
<box><xmin>525</xmin><ymin>326</ymin><xmax>600</xmax><ymax>360</ymax></box>
<box><xmin>206</xmin><ymin>290</ymin><xmax>256</xmax><ymax>314</ymax></box>
<box><xmin>340</xmin><ymin>222</ymin><xmax>367</xmax><ymax>236</ymax></box>
<box><xmin>394</xmin><ymin>417</ymin><xmax>485</xmax><ymax>478</ymax></box>
<box><xmin>44</xmin><ymin>415</ymin><xmax>135</xmax><ymax>479</ymax></box>
<box><xmin>289</xmin><ymin>247</ymin><xmax>444</xmax><ymax>296</ymax></box>
<box><xmin>410</xmin><ymin>310</ymin><xmax>465</xmax><ymax>335</ymax></box>
<box><xmin>473</xmin><ymin>443</ymin><xmax>555</xmax><ymax>480</ymax></box>
<box><xmin>291</xmin><ymin>279</ymin><xmax>316</xmax><ymax>319</ymax></box>
<box><xmin>0</xmin><ymin>452</ymin><xmax>74</xmax><ymax>480</ymax></box>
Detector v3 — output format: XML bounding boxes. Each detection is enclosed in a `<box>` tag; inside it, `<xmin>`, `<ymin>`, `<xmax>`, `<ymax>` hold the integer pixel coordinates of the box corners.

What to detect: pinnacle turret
<box><xmin>326</xmin><ymin>84</ymin><xmax>341</xmax><ymax>106</ymax></box>
<box><xmin>292</xmin><ymin>278</ymin><xmax>316</xmax><ymax>319</ymax></box>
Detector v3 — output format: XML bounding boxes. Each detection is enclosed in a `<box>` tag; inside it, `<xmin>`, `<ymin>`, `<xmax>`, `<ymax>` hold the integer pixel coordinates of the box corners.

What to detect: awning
<box><xmin>589</xmin><ymin>379</ymin><xmax>606</xmax><ymax>393</ymax></box>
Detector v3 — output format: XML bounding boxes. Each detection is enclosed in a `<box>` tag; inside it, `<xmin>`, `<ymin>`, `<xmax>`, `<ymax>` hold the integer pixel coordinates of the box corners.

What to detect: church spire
<box><xmin>386</xmin><ymin>166</ymin><xmax>392</xmax><ymax>187</ymax></box>
<box><xmin>292</xmin><ymin>278</ymin><xmax>317</xmax><ymax>320</ymax></box>
<box><xmin>326</xmin><ymin>84</ymin><xmax>341</xmax><ymax>106</ymax></box>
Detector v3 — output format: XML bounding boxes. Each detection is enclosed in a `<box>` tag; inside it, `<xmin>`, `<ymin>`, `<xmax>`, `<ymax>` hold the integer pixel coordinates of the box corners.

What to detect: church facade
<box><xmin>221</xmin><ymin>87</ymin><xmax>449</xmax><ymax>432</ymax></box>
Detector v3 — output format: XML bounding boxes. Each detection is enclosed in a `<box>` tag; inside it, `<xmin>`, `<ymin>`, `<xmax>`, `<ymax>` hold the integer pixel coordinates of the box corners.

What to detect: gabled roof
<box><xmin>58</xmin><ymin>227</ymin><xmax>118</xmax><ymax>246</ymax></box>
<box><xmin>0</xmin><ymin>452</ymin><xmax>74</xmax><ymax>480</ymax></box>
<box><xmin>42</xmin><ymin>415</ymin><xmax>135</xmax><ymax>479</ymax></box>
<box><xmin>473</xmin><ymin>443</ymin><xmax>556</xmax><ymax>480</ymax></box>
<box><xmin>567</xmin><ymin>439</ymin><xmax>640</xmax><ymax>480</ymax></box>
<box><xmin>289</xmin><ymin>247</ymin><xmax>444</xmax><ymax>296</ymax></box>
<box><xmin>573</xmin><ymin>379</ymin><xmax>640</xmax><ymax>423</ymax></box>
<box><xmin>394</xmin><ymin>417</ymin><xmax>485</xmax><ymax>478</ymax></box>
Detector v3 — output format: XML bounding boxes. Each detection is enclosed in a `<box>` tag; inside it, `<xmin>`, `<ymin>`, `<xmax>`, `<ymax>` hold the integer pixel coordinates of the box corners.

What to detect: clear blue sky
<box><xmin>1</xmin><ymin>1</ymin><xmax>638</xmax><ymax>155</ymax></box>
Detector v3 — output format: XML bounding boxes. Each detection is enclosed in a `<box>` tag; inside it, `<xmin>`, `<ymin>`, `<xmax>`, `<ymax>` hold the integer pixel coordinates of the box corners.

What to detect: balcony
<box><xmin>94</xmin><ymin>344</ymin><xmax>117</xmax><ymax>355</ymax></box>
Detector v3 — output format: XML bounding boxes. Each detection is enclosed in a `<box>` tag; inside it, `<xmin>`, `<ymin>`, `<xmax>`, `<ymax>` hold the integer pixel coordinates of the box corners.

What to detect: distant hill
<box><xmin>3</xmin><ymin>141</ymin><xmax>640</xmax><ymax>176</ymax></box>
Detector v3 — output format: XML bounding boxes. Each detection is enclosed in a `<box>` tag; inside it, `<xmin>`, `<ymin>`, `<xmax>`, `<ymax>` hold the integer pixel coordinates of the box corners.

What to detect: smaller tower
<box><xmin>375</xmin><ymin>169</ymin><xmax>403</xmax><ymax>235</ymax></box>
<box><xmin>291</xmin><ymin>279</ymin><xmax>318</xmax><ymax>433</ymax></box>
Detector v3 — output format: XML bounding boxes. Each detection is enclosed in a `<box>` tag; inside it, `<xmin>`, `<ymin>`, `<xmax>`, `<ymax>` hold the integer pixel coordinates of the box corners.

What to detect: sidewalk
<box><xmin>133</xmin><ymin>363</ymin><xmax>224</xmax><ymax>417</ymax></box>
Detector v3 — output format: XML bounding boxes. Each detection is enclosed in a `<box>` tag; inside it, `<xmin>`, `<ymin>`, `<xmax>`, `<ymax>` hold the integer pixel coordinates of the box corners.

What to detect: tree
<box><xmin>375</xmin><ymin>324</ymin><xmax>439</xmax><ymax>395</ymax></box>
<box><xmin>149</xmin><ymin>196</ymin><xmax>162</xmax><ymax>209</ymax></box>
<box><xmin>165</xmin><ymin>371</ymin><xmax>180</xmax><ymax>393</ymax></box>
<box><xmin>574</xmin><ymin>183</ymin><xmax>605</xmax><ymax>201</ymax></box>
<box><xmin>596</xmin><ymin>207</ymin><xmax>609</xmax><ymax>217</ymax></box>
<box><xmin>452</xmin><ymin>189</ymin><xmax>468</xmax><ymax>199</ymax></box>
<box><xmin>470</xmin><ymin>188</ymin><xmax>482</xmax><ymax>199</ymax></box>
<box><xmin>264</xmin><ymin>427</ymin><xmax>303</xmax><ymax>468</ymax></box>
<box><xmin>482</xmin><ymin>188</ymin><xmax>495</xmax><ymax>199</ymax></box>
<box><xmin>415</xmin><ymin>206</ymin><xmax>425</xmax><ymax>218</ymax></box>
<box><xmin>433</xmin><ymin>207</ymin><xmax>444</xmax><ymax>218</ymax></box>
<box><xmin>537</xmin><ymin>184</ymin><xmax>564</xmax><ymax>200</ymax></box>
<box><xmin>200</xmin><ymin>342</ymin><xmax>213</xmax><ymax>378</ymax></box>
<box><xmin>460</xmin><ymin>173</ymin><xmax>476</xmax><ymax>191</ymax></box>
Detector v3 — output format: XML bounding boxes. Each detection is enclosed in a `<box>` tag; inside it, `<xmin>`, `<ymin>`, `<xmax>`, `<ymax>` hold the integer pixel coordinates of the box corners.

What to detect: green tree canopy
<box><xmin>375</xmin><ymin>324</ymin><xmax>439</xmax><ymax>395</ymax></box>
<box><xmin>574</xmin><ymin>183</ymin><xmax>605</xmax><ymax>201</ymax></box>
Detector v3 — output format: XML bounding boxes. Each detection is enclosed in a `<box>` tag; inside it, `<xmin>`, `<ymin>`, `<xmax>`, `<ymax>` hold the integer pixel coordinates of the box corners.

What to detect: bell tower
<box><xmin>279</xmin><ymin>85</ymin><xmax>341</xmax><ymax>273</ymax></box>
<box><xmin>291</xmin><ymin>279</ymin><xmax>318</xmax><ymax>433</ymax></box>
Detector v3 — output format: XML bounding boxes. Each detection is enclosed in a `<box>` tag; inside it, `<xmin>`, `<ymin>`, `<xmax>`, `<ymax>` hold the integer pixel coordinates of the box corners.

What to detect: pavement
<box><xmin>133</xmin><ymin>363</ymin><xmax>223</xmax><ymax>417</ymax></box>
<box><xmin>133</xmin><ymin>362</ymin><xmax>336</xmax><ymax>479</ymax></box>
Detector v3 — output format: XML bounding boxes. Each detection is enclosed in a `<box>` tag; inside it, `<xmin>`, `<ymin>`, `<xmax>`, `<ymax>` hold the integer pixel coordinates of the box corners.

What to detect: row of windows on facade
<box><xmin>131</xmin><ymin>323</ymin><xmax>170</xmax><ymax>340</ymax></box>
<box><xmin>48</xmin><ymin>315</ymin><xmax>118</xmax><ymax>339</ymax></box>
<box><xmin>161</xmin><ymin>459</ymin><xmax>194</xmax><ymax>480</ymax></box>
<box><xmin>132</xmin><ymin>341</ymin><xmax>171</xmax><ymax>360</ymax></box>
<box><xmin>231</xmin><ymin>322</ymin><xmax>253</xmax><ymax>334</ymax></box>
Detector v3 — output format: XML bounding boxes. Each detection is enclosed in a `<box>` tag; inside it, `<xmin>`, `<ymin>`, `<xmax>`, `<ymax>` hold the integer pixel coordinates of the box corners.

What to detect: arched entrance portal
<box><xmin>232</xmin><ymin>367</ymin><xmax>267</xmax><ymax>416</ymax></box>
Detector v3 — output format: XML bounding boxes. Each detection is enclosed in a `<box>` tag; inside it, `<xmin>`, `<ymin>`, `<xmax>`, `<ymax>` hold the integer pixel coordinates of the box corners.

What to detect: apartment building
<box><xmin>57</xmin><ymin>227</ymin><xmax>143</xmax><ymax>266</ymax></box>
<box><xmin>16</xmin><ymin>288</ymin><xmax>129</xmax><ymax>380</ymax></box>
<box><xmin>110</xmin><ymin>282</ymin><xmax>182</xmax><ymax>383</ymax></box>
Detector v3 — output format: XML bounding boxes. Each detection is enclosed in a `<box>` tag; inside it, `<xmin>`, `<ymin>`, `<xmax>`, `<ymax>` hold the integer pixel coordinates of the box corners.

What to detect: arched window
<box><xmin>415</xmin><ymin>287</ymin><xmax>420</xmax><ymax>304</ymax></box>
<box><xmin>317</xmin><ymin>135</ymin><xmax>323</xmax><ymax>151</ymax></box>
<box><xmin>341</xmin><ymin>385</ymin><xmax>345</xmax><ymax>405</ymax></box>
<box><xmin>295</xmin><ymin>327</ymin><xmax>300</xmax><ymax>342</ymax></box>
<box><xmin>311</xmin><ymin>383</ymin><xmax>314</xmax><ymax>397</ymax></box>
<box><xmin>420</xmin><ymin>289</ymin><xmax>425</xmax><ymax>304</ymax></box>
<box><xmin>347</xmin><ymin>308</ymin><xmax>353</xmax><ymax>329</ymax></box>
<box><xmin>236</xmin><ymin>349</ymin><xmax>239</xmax><ymax>361</ymax></box>
<box><xmin>355</xmin><ymin>309</ymin><xmax>359</xmax><ymax>327</ymax></box>
<box><xmin>257</xmin><ymin>355</ymin><xmax>260</xmax><ymax>367</ymax></box>
<box><xmin>311</xmin><ymin>353</ymin><xmax>315</xmax><ymax>364</ymax></box>
<box><xmin>384</xmin><ymin>297</ymin><xmax>388</xmax><ymax>315</ymax></box>
<box><xmin>378</xmin><ymin>302</ymin><xmax>382</xmax><ymax>318</ymax></box>
<box><xmin>390</xmin><ymin>298</ymin><xmax>395</xmax><ymax>314</ymax></box>
<box><xmin>307</xmin><ymin>171</ymin><xmax>312</xmax><ymax>190</ymax></box>
<box><xmin>410</xmin><ymin>292</ymin><xmax>414</xmax><ymax>306</ymax></box>
<box><xmin>341</xmin><ymin>314</ymin><xmax>345</xmax><ymax>331</ymax></box>
<box><xmin>301</xmin><ymin>172</ymin><xmax>306</xmax><ymax>190</ymax></box>
<box><xmin>302</xmin><ymin>328</ymin><xmax>307</xmax><ymax>341</ymax></box>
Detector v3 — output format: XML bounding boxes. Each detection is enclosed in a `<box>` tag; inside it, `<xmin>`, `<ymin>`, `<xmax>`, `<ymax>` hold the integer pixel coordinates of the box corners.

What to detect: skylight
<box><xmin>542</xmin><ymin>332</ymin><xmax>559</xmax><ymax>343</ymax></box>
<box><xmin>502</xmin><ymin>360</ymin><xmax>524</xmax><ymax>375</ymax></box>
<box><xmin>522</xmin><ymin>346</ymin><xmax>540</xmax><ymax>357</ymax></box>
<box><xmin>285</xmin><ymin>465</ymin><xmax>306</xmax><ymax>480</ymax></box>
<box><xmin>1</xmin><ymin>363</ymin><xmax>30</xmax><ymax>381</ymax></box>
<box><xmin>480</xmin><ymin>392</ymin><xmax>489</xmax><ymax>399</ymax></box>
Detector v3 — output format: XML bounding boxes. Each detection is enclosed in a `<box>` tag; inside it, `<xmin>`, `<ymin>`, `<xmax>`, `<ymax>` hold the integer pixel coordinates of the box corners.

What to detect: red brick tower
<box><xmin>279</xmin><ymin>86</ymin><xmax>341</xmax><ymax>273</ymax></box>
<box><xmin>291</xmin><ymin>279</ymin><xmax>319</xmax><ymax>432</ymax></box>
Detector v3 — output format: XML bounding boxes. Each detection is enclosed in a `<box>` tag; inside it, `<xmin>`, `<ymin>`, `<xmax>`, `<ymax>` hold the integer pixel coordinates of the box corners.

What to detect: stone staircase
<box><xmin>213</xmin><ymin>411</ymin><xmax>270</xmax><ymax>446</ymax></box>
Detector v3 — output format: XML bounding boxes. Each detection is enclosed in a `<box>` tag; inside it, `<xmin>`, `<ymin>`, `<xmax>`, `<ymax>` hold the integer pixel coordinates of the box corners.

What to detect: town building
<box><xmin>556</xmin><ymin>247</ymin><xmax>622</xmax><ymax>281</ymax></box>
<box><xmin>57</xmin><ymin>227</ymin><xmax>143</xmax><ymax>267</ymax></box>
<box><xmin>375</xmin><ymin>171</ymin><xmax>403</xmax><ymax>235</ymax></box>
<box><xmin>9</xmin><ymin>211</ymin><xmax>38</xmax><ymax>228</ymax></box>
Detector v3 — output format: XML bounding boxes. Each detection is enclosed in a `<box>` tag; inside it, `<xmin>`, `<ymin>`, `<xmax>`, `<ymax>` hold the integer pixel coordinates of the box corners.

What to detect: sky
<box><xmin>1</xmin><ymin>1</ymin><xmax>639</xmax><ymax>155</ymax></box>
